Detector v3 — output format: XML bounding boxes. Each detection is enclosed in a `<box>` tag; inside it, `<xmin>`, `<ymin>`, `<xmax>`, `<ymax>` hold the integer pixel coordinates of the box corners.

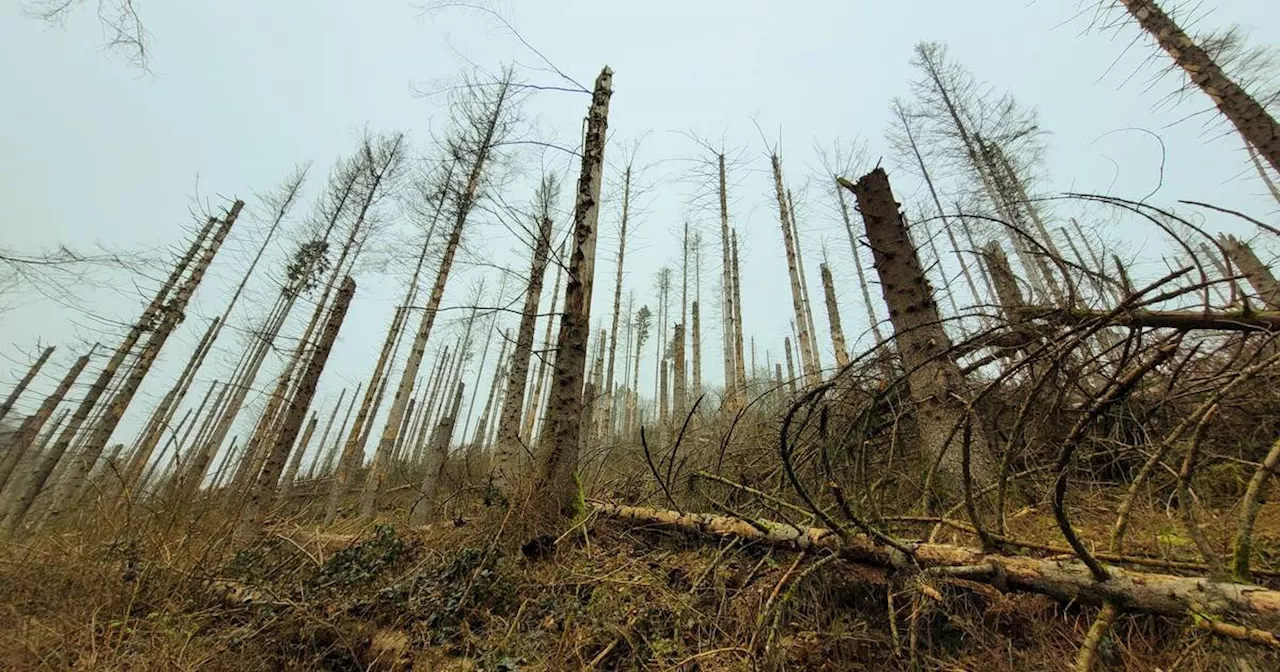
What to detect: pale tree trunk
<box><xmin>981</xmin><ymin>139</ymin><xmax>1066</xmax><ymax>306</ymax></box>
<box><xmin>587</xmin><ymin>328</ymin><xmax>606</xmax><ymax>436</ymax></box>
<box><xmin>461</xmin><ymin>287</ymin><xmax>505</xmax><ymax>450</ymax></box>
<box><xmin>653</xmin><ymin>270</ymin><xmax>669</xmax><ymax>414</ymax></box>
<box><xmin>658</xmin><ymin>356</ymin><xmax>670</xmax><ymax>428</ymax></box>
<box><xmin>523</xmin><ymin>250</ymin><xmax>564</xmax><ymax>443</ymax></box>
<box><xmin>1220</xmin><ymin>234</ymin><xmax>1280</xmax><ymax>309</ymax></box>
<box><xmin>836</xmin><ymin>184</ymin><xmax>892</xmax><ymax>363</ymax></box>
<box><xmin>1246</xmin><ymin>142</ymin><xmax>1280</xmax><ymax>205</ymax></box>
<box><xmin>278</xmin><ymin>412</ymin><xmax>318</xmax><ymax>501</ymax></box>
<box><xmin>144</xmin><ymin>380</ymin><xmax>215</xmax><ymax>499</ymax></box>
<box><xmin>890</xmin><ymin>105</ymin><xmax>986</xmax><ymax>312</ymax></box>
<box><xmin>1119</xmin><ymin>0</ymin><xmax>1280</xmax><ymax>174</ymax></box>
<box><xmin>771</xmin><ymin>155</ymin><xmax>820</xmax><ymax>387</ymax></box>
<box><xmin>843</xmin><ymin>169</ymin><xmax>997</xmax><ymax>484</ymax></box>
<box><xmin>411</xmin><ymin>348</ymin><xmax>451</xmax><ymax>469</ymax></box>
<box><xmin>493</xmin><ymin>205</ymin><xmax>554</xmax><ymax>489</ymax></box>
<box><xmin>0</xmin><ymin>350</ymin><xmax>92</xmax><ymax>504</ymax></box>
<box><xmin>603</xmin><ymin>167</ymin><xmax>632</xmax><ymax>439</ymax></box>
<box><xmin>784</xmin><ymin>337</ymin><xmax>797</xmax><ymax>396</ymax></box>
<box><xmin>774</xmin><ymin>363</ymin><xmax>783</xmax><ymax>392</ymax></box>
<box><xmin>672</xmin><ymin>323</ymin><xmax>686</xmax><ymax>417</ymax></box>
<box><xmin>32</xmin><ymin>212</ymin><xmax>220</xmax><ymax>520</ymax></box>
<box><xmin>209</xmin><ymin>436</ymin><xmax>240</xmax><ymax>492</ymax></box>
<box><xmin>982</xmin><ymin>242</ymin><xmax>1027</xmax><ymax>315</ymax></box>
<box><xmin>787</xmin><ymin>190</ymin><xmax>823</xmax><ymax>379</ymax></box>
<box><xmin>819</xmin><ymin>263</ymin><xmax>851</xmax><ymax>370</ymax></box>
<box><xmin>730</xmin><ymin>230</ymin><xmax>747</xmax><ymax>395</ymax></box>
<box><xmin>473</xmin><ymin>329</ymin><xmax>510</xmax><ymax>448</ymax></box>
<box><xmin>314</xmin><ymin>383</ymin><xmax>359</xmax><ymax>479</ymax></box>
<box><xmin>532</xmin><ymin>67</ymin><xmax>611</xmax><ymax>519</ymax></box>
<box><xmin>167</xmin><ymin>381</ymin><xmax>231</xmax><ymax>501</ymax></box>
<box><xmin>0</xmin><ymin>346</ymin><xmax>55</xmax><ymax>426</ymax></box>
<box><xmin>366</xmin><ymin>86</ymin><xmax>509</xmax><ymax>517</ymax></box>
<box><xmin>51</xmin><ymin>204</ymin><xmax>238</xmax><ymax>523</ymax></box>
<box><xmin>418</xmin><ymin>381</ymin><xmax>464</xmax><ymax>506</ymax></box>
<box><xmin>238</xmin><ymin>276</ymin><xmax>354</xmax><ymax>541</ymax></box>
<box><xmin>716</xmin><ymin>153</ymin><xmax>738</xmax><ymax>407</ymax></box>
<box><xmin>690</xmin><ymin>300</ymin><xmax>701</xmax><ymax>397</ymax></box>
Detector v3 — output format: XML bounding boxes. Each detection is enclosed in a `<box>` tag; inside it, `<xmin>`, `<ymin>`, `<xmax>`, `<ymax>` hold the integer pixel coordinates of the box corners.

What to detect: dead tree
<box><xmin>716</xmin><ymin>153</ymin><xmax>740</xmax><ymax>408</ymax></box>
<box><xmin>628</xmin><ymin>305</ymin><xmax>652</xmax><ymax>435</ymax></box>
<box><xmin>788</xmin><ymin>190</ymin><xmax>823</xmax><ymax>377</ymax></box>
<box><xmin>522</xmin><ymin>245</ymin><xmax>565</xmax><ymax>441</ymax></box>
<box><xmin>238</xmin><ymin>276</ymin><xmax>354</xmax><ymax>540</ymax></box>
<box><xmin>1116</xmin><ymin>0</ymin><xmax>1280</xmax><ymax>174</ymax></box>
<box><xmin>0</xmin><ymin>346</ymin><xmax>55</xmax><ymax>426</ymax></box>
<box><xmin>51</xmin><ymin>202</ymin><xmax>240</xmax><ymax>522</ymax></box>
<box><xmin>473</xmin><ymin>328</ymin><xmax>511</xmax><ymax>449</ymax></box>
<box><xmin>0</xmin><ymin>349</ymin><xmax>92</xmax><ymax>501</ymax></box>
<box><xmin>691</xmin><ymin>230</ymin><xmax>703</xmax><ymax>397</ymax></box>
<box><xmin>532</xmin><ymin>67</ymin><xmax>612</xmax><ymax>519</ymax></box>
<box><xmin>771</xmin><ymin>155</ymin><xmax>820</xmax><ymax>386</ymax></box>
<box><xmin>730</xmin><ymin>229</ymin><xmax>748</xmax><ymax>392</ymax></box>
<box><xmin>420</xmin><ymin>381</ymin><xmax>465</xmax><ymax>503</ymax></box>
<box><xmin>313</xmin><ymin>382</ymin><xmax>359</xmax><ymax>479</ymax></box>
<box><xmin>819</xmin><ymin>263</ymin><xmax>851</xmax><ymax>370</ymax></box>
<box><xmin>843</xmin><ymin>169</ymin><xmax>997</xmax><ymax>485</ymax></box>
<box><xmin>603</xmin><ymin>166</ymin><xmax>633</xmax><ymax>439</ymax></box>
<box><xmin>365</xmin><ymin>74</ymin><xmax>515</xmax><ymax>518</ymax></box>
<box><xmin>784</xmin><ymin>337</ymin><xmax>798</xmax><ymax>396</ymax></box>
<box><xmin>1220</xmin><ymin>234</ymin><xmax>1280</xmax><ymax>309</ymax></box>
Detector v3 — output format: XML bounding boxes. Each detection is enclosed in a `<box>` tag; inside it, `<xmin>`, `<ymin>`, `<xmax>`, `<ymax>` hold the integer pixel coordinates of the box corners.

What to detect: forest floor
<box><xmin>2</xmin><ymin>490</ymin><xmax>1280</xmax><ymax>671</ymax></box>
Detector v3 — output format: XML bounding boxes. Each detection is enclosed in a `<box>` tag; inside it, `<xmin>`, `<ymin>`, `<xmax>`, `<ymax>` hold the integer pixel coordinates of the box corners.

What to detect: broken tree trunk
<box><xmin>1019</xmin><ymin>307</ymin><xmax>1280</xmax><ymax>332</ymax></box>
<box><xmin>772</xmin><ymin>155</ymin><xmax>820</xmax><ymax>386</ymax></box>
<box><xmin>730</xmin><ymin>230</ymin><xmax>748</xmax><ymax>396</ymax></box>
<box><xmin>0</xmin><ymin>349</ymin><xmax>92</xmax><ymax>502</ymax></box>
<box><xmin>0</xmin><ymin>346</ymin><xmax>55</xmax><ymax>426</ymax></box>
<box><xmin>1220</xmin><ymin>234</ymin><xmax>1280</xmax><ymax>310</ymax></box>
<box><xmin>842</xmin><ymin>169</ymin><xmax>997</xmax><ymax>485</ymax></box>
<box><xmin>239</xmin><ymin>276</ymin><xmax>354</xmax><ymax>541</ymax></box>
<box><xmin>532</xmin><ymin>67</ymin><xmax>611</xmax><ymax>519</ymax></box>
<box><xmin>820</xmin><ymin>263</ymin><xmax>851</xmax><ymax>370</ymax></box>
<box><xmin>593</xmin><ymin>501</ymin><xmax>1280</xmax><ymax>623</ymax></box>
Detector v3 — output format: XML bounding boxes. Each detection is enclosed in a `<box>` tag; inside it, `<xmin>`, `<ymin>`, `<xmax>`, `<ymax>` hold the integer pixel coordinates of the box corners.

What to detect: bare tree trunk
<box><xmin>784</xmin><ymin>337</ymin><xmax>797</xmax><ymax>396</ymax></box>
<box><xmin>315</xmin><ymin>382</ymin><xmax>359</xmax><ymax>479</ymax></box>
<box><xmin>672</xmin><ymin>322</ymin><xmax>686</xmax><ymax>417</ymax></box>
<box><xmin>603</xmin><ymin>168</ymin><xmax>631</xmax><ymax>439</ymax></box>
<box><xmin>1119</xmin><ymin>0</ymin><xmax>1280</xmax><ymax>173</ymax></box>
<box><xmin>461</xmin><ymin>291</ymin><xmax>505</xmax><ymax>450</ymax></box>
<box><xmin>239</xmin><ymin>276</ymin><xmax>354</xmax><ymax>541</ymax></box>
<box><xmin>532</xmin><ymin>67</ymin><xmax>611</xmax><ymax>520</ymax></box>
<box><xmin>0</xmin><ymin>350</ymin><xmax>92</xmax><ymax>504</ymax></box>
<box><xmin>690</xmin><ymin>300</ymin><xmax>702</xmax><ymax>398</ymax></box>
<box><xmin>1220</xmin><ymin>234</ymin><xmax>1280</xmax><ymax>309</ymax></box>
<box><xmin>523</xmin><ymin>246</ymin><xmax>564</xmax><ymax>443</ymax></box>
<box><xmin>278</xmin><ymin>412</ymin><xmax>318</xmax><ymax>501</ymax></box>
<box><xmin>730</xmin><ymin>230</ymin><xmax>747</xmax><ymax>394</ymax></box>
<box><xmin>366</xmin><ymin>85</ymin><xmax>509</xmax><ymax>517</ymax></box>
<box><xmin>1246</xmin><ymin>141</ymin><xmax>1280</xmax><ymax>205</ymax></box>
<box><xmin>0</xmin><ymin>346</ymin><xmax>55</xmax><ymax>426</ymax></box>
<box><xmin>474</xmin><ymin>329</ymin><xmax>510</xmax><ymax>448</ymax></box>
<box><xmin>771</xmin><ymin>155</ymin><xmax>819</xmax><ymax>386</ymax></box>
<box><xmin>419</xmin><ymin>381</ymin><xmax>465</xmax><ymax>505</ymax></box>
<box><xmin>658</xmin><ymin>355</ymin><xmax>670</xmax><ymax>428</ymax></box>
<box><xmin>843</xmin><ymin>169</ymin><xmax>997</xmax><ymax>484</ymax></box>
<box><xmin>209</xmin><ymin>436</ymin><xmax>241</xmax><ymax>493</ymax></box>
<box><xmin>716</xmin><ymin>153</ymin><xmax>738</xmax><ymax>407</ymax></box>
<box><xmin>819</xmin><ymin>263</ymin><xmax>851</xmax><ymax>370</ymax></box>
<box><xmin>836</xmin><ymin>185</ymin><xmax>894</xmax><ymax>379</ymax></box>
<box><xmin>51</xmin><ymin>204</ymin><xmax>238</xmax><ymax>523</ymax></box>
<box><xmin>788</xmin><ymin>190</ymin><xmax>823</xmax><ymax>378</ymax></box>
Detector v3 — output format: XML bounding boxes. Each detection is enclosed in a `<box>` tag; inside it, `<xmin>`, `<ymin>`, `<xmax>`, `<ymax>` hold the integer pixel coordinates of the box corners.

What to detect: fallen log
<box><xmin>1015</xmin><ymin>307</ymin><xmax>1280</xmax><ymax>332</ymax></box>
<box><xmin>591</xmin><ymin>501</ymin><xmax>1280</xmax><ymax>623</ymax></box>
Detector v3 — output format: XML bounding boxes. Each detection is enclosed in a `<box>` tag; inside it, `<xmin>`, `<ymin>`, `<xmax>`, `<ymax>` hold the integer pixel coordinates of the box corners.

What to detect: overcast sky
<box><xmin>1</xmin><ymin>0</ymin><xmax>1277</xmax><ymax>460</ymax></box>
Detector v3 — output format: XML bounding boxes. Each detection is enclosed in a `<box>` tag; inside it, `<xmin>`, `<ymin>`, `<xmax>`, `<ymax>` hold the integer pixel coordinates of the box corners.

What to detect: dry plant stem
<box><xmin>1233</xmin><ymin>433</ymin><xmax>1280</xmax><ymax>583</ymax></box>
<box><xmin>1075</xmin><ymin>602</ymin><xmax>1119</xmax><ymax>672</ymax></box>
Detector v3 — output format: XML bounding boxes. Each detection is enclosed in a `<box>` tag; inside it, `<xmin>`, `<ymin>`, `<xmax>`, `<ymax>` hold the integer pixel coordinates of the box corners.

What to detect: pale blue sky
<box><xmin>1</xmin><ymin>0</ymin><xmax>1277</xmax><ymax>458</ymax></box>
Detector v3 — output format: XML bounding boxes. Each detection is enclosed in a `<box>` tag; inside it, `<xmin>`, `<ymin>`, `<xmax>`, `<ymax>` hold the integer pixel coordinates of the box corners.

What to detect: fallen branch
<box><xmin>1017</xmin><ymin>307</ymin><xmax>1280</xmax><ymax>332</ymax></box>
<box><xmin>591</xmin><ymin>500</ymin><xmax>1280</xmax><ymax>624</ymax></box>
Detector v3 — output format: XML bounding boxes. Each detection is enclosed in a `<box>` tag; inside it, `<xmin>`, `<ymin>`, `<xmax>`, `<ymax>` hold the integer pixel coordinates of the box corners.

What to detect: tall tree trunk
<box><xmin>690</xmin><ymin>300</ymin><xmax>702</xmax><ymax>397</ymax></box>
<box><xmin>523</xmin><ymin>250</ymin><xmax>564</xmax><ymax>443</ymax></box>
<box><xmin>1119</xmin><ymin>0</ymin><xmax>1280</xmax><ymax>174</ymax></box>
<box><xmin>474</xmin><ymin>329</ymin><xmax>510</xmax><ymax>449</ymax></box>
<box><xmin>419</xmin><ymin>381</ymin><xmax>465</xmax><ymax>505</ymax></box>
<box><xmin>784</xmin><ymin>337</ymin><xmax>797</xmax><ymax>396</ymax></box>
<box><xmin>278</xmin><ymin>412</ymin><xmax>318</xmax><ymax>501</ymax></box>
<box><xmin>730</xmin><ymin>230</ymin><xmax>747</xmax><ymax>396</ymax></box>
<box><xmin>788</xmin><ymin>190</ymin><xmax>823</xmax><ymax>379</ymax></box>
<box><xmin>492</xmin><ymin>203</ymin><xmax>555</xmax><ymax>491</ymax></box>
<box><xmin>0</xmin><ymin>350</ymin><xmax>92</xmax><ymax>503</ymax></box>
<box><xmin>672</xmin><ymin>322</ymin><xmax>687</xmax><ymax>417</ymax></box>
<box><xmin>820</xmin><ymin>263</ymin><xmax>851</xmax><ymax>370</ymax></box>
<box><xmin>239</xmin><ymin>276</ymin><xmax>354</xmax><ymax>540</ymax></box>
<box><xmin>51</xmin><ymin>204</ymin><xmax>238</xmax><ymax>523</ymax></box>
<box><xmin>0</xmin><ymin>346</ymin><xmax>55</xmax><ymax>426</ymax></box>
<box><xmin>771</xmin><ymin>156</ymin><xmax>819</xmax><ymax>386</ymax></box>
<box><xmin>315</xmin><ymin>383</ymin><xmax>359</xmax><ymax>479</ymax></box>
<box><xmin>716</xmin><ymin>153</ymin><xmax>738</xmax><ymax>407</ymax></box>
<box><xmin>532</xmin><ymin>67</ymin><xmax>611</xmax><ymax>519</ymax></box>
<box><xmin>603</xmin><ymin>168</ymin><xmax>632</xmax><ymax>439</ymax></box>
<box><xmin>843</xmin><ymin>169</ymin><xmax>997</xmax><ymax>484</ymax></box>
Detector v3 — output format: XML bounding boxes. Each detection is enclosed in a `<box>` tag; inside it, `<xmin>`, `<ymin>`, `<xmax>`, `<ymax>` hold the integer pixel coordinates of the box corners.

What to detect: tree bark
<box><xmin>532</xmin><ymin>67</ymin><xmax>611</xmax><ymax>519</ymax></box>
<box><xmin>771</xmin><ymin>156</ymin><xmax>819</xmax><ymax>386</ymax></box>
<box><xmin>0</xmin><ymin>346</ymin><xmax>55</xmax><ymax>426</ymax></box>
<box><xmin>239</xmin><ymin>276</ymin><xmax>354</xmax><ymax>541</ymax></box>
<box><xmin>0</xmin><ymin>350</ymin><xmax>92</xmax><ymax>504</ymax></box>
<box><xmin>716</xmin><ymin>154</ymin><xmax>738</xmax><ymax>408</ymax></box>
<box><xmin>1220</xmin><ymin>234</ymin><xmax>1280</xmax><ymax>310</ymax></box>
<box><xmin>819</xmin><ymin>263</ymin><xmax>851</xmax><ymax>370</ymax></box>
<box><xmin>843</xmin><ymin>170</ymin><xmax>997</xmax><ymax>485</ymax></box>
<box><xmin>1119</xmin><ymin>0</ymin><xmax>1280</xmax><ymax>174</ymax></box>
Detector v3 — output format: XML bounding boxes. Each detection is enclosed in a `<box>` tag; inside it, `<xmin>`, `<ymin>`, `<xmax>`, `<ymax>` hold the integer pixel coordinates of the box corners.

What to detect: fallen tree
<box><xmin>1016</xmin><ymin>307</ymin><xmax>1280</xmax><ymax>332</ymax></box>
<box><xmin>590</xmin><ymin>500</ymin><xmax>1280</xmax><ymax>630</ymax></box>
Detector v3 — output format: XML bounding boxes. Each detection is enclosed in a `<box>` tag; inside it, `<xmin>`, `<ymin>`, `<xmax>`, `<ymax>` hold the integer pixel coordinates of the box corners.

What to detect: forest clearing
<box><xmin>2</xmin><ymin>0</ymin><xmax>1280</xmax><ymax>669</ymax></box>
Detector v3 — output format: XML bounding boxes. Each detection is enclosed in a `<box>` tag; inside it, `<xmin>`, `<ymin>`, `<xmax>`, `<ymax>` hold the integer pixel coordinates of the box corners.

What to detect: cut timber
<box><xmin>592</xmin><ymin>501</ymin><xmax>1280</xmax><ymax>622</ymax></box>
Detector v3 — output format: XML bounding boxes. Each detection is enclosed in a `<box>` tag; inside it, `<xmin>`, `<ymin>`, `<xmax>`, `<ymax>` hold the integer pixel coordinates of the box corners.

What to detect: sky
<box><xmin>0</xmin><ymin>0</ymin><xmax>1277</xmax><ymax>467</ymax></box>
